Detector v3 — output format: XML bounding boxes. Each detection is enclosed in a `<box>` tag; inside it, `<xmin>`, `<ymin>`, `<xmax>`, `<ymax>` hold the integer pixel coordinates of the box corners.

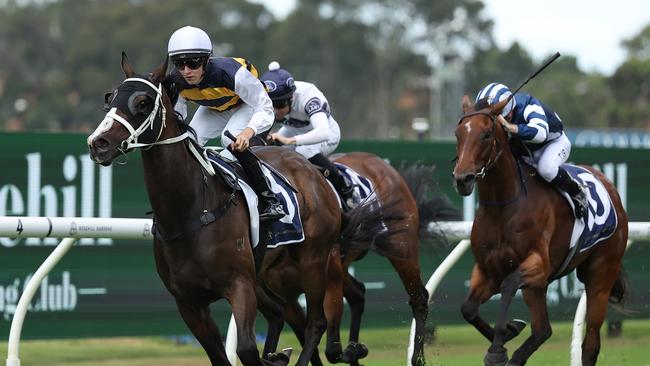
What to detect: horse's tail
<box><xmin>608</xmin><ymin>267</ymin><xmax>634</xmax><ymax>315</ymax></box>
<box><xmin>398</xmin><ymin>162</ymin><xmax>460</xmax><ymax>240</ymax></box>
<box><xmin>338</xmin><ymin>194</ymin><xmax>406</xmax><ymax>254</ymax></box>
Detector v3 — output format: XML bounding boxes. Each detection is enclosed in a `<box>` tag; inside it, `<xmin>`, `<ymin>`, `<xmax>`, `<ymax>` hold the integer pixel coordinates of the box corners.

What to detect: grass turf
<box><xmin>4</xmin><ymin>319</ymin><xmax>650</xmax><ymax>365</ymax></box>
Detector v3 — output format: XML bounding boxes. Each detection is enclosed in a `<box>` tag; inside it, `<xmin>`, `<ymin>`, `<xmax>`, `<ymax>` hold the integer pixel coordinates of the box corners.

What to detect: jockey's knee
<box><xmin>538</xmin><ymin>165</ymin><xmax>558</xmax><ymax>182</ymax></box>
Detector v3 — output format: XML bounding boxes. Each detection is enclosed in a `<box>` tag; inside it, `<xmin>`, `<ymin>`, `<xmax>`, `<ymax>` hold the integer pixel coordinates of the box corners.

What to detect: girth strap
<box><xmin>153</xmin><ymin>192</ymin><xmax>236</xmax><ymax>242</ymax></box>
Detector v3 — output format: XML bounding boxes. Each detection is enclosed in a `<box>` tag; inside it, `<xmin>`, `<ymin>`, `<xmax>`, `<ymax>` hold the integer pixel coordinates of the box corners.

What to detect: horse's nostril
<box><xmin>94</xmin><ymin>137</ymin><xmax>109</xmax><ymax>149</ymax></box>
<box><xmin>463</xmin><ymin>174</ymin><xmax>475</xmax><ymax>184</ymax></box>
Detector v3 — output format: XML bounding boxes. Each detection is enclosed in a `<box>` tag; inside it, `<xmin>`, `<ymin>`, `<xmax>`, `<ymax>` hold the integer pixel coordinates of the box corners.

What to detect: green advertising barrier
<box><xmin>0</xmin><ymin>132</ymin><xmax>648</xmax><ymax>339</ymax></box>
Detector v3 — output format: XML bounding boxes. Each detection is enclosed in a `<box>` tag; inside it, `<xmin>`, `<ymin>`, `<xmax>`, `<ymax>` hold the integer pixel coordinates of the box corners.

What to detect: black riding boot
<box><xmin>551</xmin><ymin>167</ymin><xmax>588</xmax><ymax>218</ymax></box>
<box><xmin>231</xmin><ymin>148</ymin><xmax>286</xmax><ymax>221</ymax></box>
<box><xmin>308</xmin><ymin>153</ymin><xmax>355</xmax><ymax>208</ymax></box>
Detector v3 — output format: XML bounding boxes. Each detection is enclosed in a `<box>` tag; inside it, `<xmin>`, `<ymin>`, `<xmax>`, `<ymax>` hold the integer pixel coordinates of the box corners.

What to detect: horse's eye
<box><xmin>134</xmin><ymin>98</ymin><xmax>152</xmax><ymax>114</ymax></box>
<box><xmin>482</xmin><ymin>131</ymin><xmax>492</xmax><ymax>140</ymax></box>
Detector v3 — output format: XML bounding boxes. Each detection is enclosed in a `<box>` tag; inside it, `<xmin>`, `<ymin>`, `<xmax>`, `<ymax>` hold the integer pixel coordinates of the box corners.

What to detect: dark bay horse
<box><xmin>452</xmin><ymin>96</ymin><xmax>628</xmax><ymax>366</ymax></box>
<box><xmin>87</xmin><ymin>53</ymin><xmax>371</xmax><ymax>366</ymax></box>
<box><xmin>260</xmin><ymin>152</ymin><xmax>457</xmax><ymax>366</ymax></box>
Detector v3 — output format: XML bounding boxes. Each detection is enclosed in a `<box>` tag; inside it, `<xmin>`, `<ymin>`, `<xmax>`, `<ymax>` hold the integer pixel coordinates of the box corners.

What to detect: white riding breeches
<box><xmin>521</xmin><ymin>132</ymin><xmax>572</xmax><ymax>182</ymax></box>
<box><xmin>189</xmin><ymin>104</ymin><xmax>263</xmax><ymax>148</ymax></box>
<box><xmin>278</xmin><ymin>122</ymin><xmax>341</xmax><ymax>159</ymax></box>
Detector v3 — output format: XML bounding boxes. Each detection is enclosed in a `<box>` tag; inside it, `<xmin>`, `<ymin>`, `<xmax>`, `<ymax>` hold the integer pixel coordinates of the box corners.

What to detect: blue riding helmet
<box><xmin>260</xmin><ymin>61</ymin><xmax>296</xmax><ymax>101</ymax></box>
<box><xmin>475</xmin><ymin>83</ymin><xmax>515</xmax><ymax>117</ymax></box>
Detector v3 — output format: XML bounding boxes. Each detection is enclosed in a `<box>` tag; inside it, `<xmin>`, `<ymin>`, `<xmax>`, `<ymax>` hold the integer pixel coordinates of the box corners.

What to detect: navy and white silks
<box><xmin>276</xmin><ymin>81</ymin><xmax>341</xmax><ymax>159</ymax></box>
<box><xmin>508</xmin><ymin>93</ymin><xmax>571</xmax><ymax>182</ymax></box>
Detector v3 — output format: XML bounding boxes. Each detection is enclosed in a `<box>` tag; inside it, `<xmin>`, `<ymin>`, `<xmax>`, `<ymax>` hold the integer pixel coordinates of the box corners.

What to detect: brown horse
<box><xmin>86</xmin><ymin>53</ymin><xmax>384</xmax><ymax>366</ymax></box>
<box><xmin>259</xmin><ymin>152</ymin><xmax>457</xmax><ymax>366</ymax></box>
<box><xmin>452</xmin><ymin>96</ymin><xmax>629</xmax><ymax>366</ymax></box>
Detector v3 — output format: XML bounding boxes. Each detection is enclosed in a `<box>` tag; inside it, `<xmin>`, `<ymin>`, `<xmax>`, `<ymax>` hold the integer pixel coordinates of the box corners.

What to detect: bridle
<box><xmin>456</xmin><ymin>111</ymin><xmax>504</xmax><ymax>179</ymax></box>
<box><xmin>99</xmin><ymin>77</ymin><xmax>216</xmax><ymax>175</ymax></box>
<box><xmin>101</xmin><ymin>77</ymin><xmax>188</xmax><ymax>151</ymax></box>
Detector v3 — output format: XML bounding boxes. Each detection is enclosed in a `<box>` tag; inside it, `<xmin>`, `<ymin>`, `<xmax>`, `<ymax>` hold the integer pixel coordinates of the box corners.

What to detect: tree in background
<box><xmin>0</xmin><ymin>0</ymin><xmax>647</xmax><ymax>136</ymax></box>
<box><xmin>0</xmin><ymin>0</ymin><xmax>274</xmax><ymax>132</ymax></box>
<box><xmin>608</xmin><ymin>24</ymin><xmax>650</xmax><ymax>129</ymax></box>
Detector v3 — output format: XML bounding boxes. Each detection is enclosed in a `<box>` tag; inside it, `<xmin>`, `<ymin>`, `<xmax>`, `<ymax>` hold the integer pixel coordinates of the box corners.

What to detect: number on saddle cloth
<box><xmin>560</xmin><ymin>164</ymin><xmax>618</xmax><ymax>252</ymax></box>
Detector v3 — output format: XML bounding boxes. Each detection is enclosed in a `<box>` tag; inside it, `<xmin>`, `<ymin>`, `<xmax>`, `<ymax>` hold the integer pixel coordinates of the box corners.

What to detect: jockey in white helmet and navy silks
<box><xmin>260</xmin><ymin>61</ymin><xmax>355</xmax><ymax>208</ymax></box>
<box><xmin>165</xmin><ymin>25</ymin><xmax>285</xmax><ymax>221</ymax></box>
<box><xmin>475</xmin><ymin>82</ymin><xmax>589</xmax><ymax>218</ymax></box>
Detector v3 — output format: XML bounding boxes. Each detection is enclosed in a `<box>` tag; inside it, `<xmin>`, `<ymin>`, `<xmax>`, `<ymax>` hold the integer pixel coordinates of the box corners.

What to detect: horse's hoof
<box><xmin>267</xmin><ymin>347</ymin><xmax>292</xmax><ymax>366</ymax></box>
<box><xmin>506</xmin><ymin>319</ymin><xmax>527</xmax><ymax>338</ymax></box>
<box><xmin>342</xmin><ymin>342</ymin><xmax>369</xmax><ymax>363</ymax></box>
<box><xmin>484</xmin><ymin>347</ymin><xmax>508</xmax><ymax>366</ymax></box>
<box><xmin>325</xmin><ymin>342</ymin><xmax>343</xmax><ymax>363</ymax></box>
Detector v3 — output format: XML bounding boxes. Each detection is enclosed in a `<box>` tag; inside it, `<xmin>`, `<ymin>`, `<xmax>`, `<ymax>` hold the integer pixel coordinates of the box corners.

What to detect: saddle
<box><xmin>205</xmin><ymin>150</ymin><xmax>306</xmax><ymax>249</ymax></box>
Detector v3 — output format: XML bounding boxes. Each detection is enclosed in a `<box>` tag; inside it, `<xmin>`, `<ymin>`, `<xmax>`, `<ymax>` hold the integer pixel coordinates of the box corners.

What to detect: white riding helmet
<box><xmin>167</xmin><ymin>26</ymin><xmax>212</xmax><ymax>59</ymax></box>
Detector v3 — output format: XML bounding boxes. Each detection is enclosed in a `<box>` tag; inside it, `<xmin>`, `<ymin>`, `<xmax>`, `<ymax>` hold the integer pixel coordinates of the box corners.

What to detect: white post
<box><xmin>225</xmin><ymin>315</ymin><xmax>238</xmax><ymax>365</ymax></box>
<box><xmin>407</xmin><ymin>239</ymin><xmax>471</xmax><ymax>365</ymax></box>
<box><xmin>6</xmin><ymin>237</ymin><xmax>76</xmax><ymax>366</ymax></box>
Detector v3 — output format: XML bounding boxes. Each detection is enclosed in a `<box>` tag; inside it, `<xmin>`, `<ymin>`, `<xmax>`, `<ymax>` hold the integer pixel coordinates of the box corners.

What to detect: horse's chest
<box><xmin>473</xmin><ymin>233</ymin><xmax>533</xmax><ymax>273</ymax></box>
<box><xmin>159</xmin><ymin>249</ymin><xmax>230</xmax><ymax>300</ymax></box>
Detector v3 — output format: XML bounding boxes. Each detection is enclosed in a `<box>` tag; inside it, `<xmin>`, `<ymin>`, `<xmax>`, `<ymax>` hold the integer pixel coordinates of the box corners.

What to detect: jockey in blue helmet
<box><xmin>260</xmin><ymin>62</ymin><xmax>356</xmax><ymax>209</ymax></box>
<box><xmin>475</xmin><ymin>82</ymin><xmax>589</xmax><ymax>218</ymax></box>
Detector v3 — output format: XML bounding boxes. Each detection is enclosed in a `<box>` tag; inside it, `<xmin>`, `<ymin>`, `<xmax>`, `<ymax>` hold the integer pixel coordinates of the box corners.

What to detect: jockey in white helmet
<box><xmin>166</xmin><ymin>26</ymin><xmax>285</xmax><ymax>221</ymax></box>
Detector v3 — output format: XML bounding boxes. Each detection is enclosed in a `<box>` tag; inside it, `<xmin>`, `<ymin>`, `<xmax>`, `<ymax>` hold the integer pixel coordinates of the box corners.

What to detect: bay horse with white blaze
<box><xmin>87</xmin><ymin>53</ymin><xmax>379</xmax><ymax>366</ymax></box>
<box><xmin>452</xmin><ymin>95</ymin><xmax>628</xmax><ymax>366</ymax></box>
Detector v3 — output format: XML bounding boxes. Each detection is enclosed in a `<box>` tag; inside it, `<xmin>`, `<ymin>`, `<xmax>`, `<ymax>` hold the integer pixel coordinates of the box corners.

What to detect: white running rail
<box><xmin>1</xmin><ymin>216</ymin><xmax>153</xmax><ymax>366</ymax></box>
<box><xmin>3</xmin><ymin>217</ymin><xmax>648</xmax><ymax>366</ymax></box>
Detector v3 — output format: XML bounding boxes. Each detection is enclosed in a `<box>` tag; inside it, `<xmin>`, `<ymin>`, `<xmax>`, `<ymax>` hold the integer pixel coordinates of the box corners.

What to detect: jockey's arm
<box><xmin>293</xmin><ymin>112</ymin><xmax>330</xmax><ymax>145</ymax></box>
<box><xmin>518</xmin><ymin>103</ymin><xmax>549</xmax><ymax>143</ymax></box>
<box><xmin>233</xmin><ymin>66</ymin><xmax>274</xmax><ymax>136</ymax></box>
<box><xmin>501</xmin><ymin>102</ymin><xmax>549</xmax><ymax>143</ymax></box>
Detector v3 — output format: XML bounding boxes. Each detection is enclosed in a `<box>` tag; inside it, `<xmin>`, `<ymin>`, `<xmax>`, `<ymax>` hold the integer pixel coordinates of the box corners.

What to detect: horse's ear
<box><xmin>149</xmin><ymin>56</ymin><xmax>169</xmax><ymax>84</ymax></box>
<box><xmin>490</xmin><ymin>98</ymin><xmax>510</xmax><ymax>116</ymax></box>
<box><xmin>462</xmin><ymin>95</ymin><xmax>473</xmax><ymax>114</ymax></box>
<box><xmin>121</xmin><ymin>51</ymin><xmax>135</xmax><ymax>78</ymax></box>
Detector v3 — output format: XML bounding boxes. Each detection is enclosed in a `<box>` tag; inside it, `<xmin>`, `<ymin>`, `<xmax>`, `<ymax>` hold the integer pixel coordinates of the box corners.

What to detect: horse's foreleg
<box><xmin>508</xmin><ymin>287</ymin><xmax>552</xmax><ymax>366</ymax></box>
<box><xmin>256</xmin><ymin>284</ymin><xmax>286</xmax><ymax>361</ymax></box>
<box><xmin>484</xmin><ymin>270</ymin><xmax>522</xmax><ymax>366</ymax></box>
<box><xmin>296</xmin><ymin>260</ymin><xmax>328</xmax><ymax>366</ymax></box>
<box><xmin>389</xmin><ymin>257</ymin><xmax>428</xmax><ymax>366</ymax></box>
<box><xmin>285</xmin><ymin>300</ymin><xmax>324</xmax><ymax>366</ymax></box>
<box><xmin>324</xmin><ymin>245</ymin><xmax>345</xmax><ymax>364</ymax></box>
<box><xmin>461</xmin><ymin>264</ymin><xmax>498</xmax><ymax>341</ymax></box>
<box><xmin>229</xmin><ymin>282</ymin><xmax>280</xmax><ymax>366</ymax></box>
<box><xmin>343</xmin><ymin>273</ymin><xmax>366</xmax><ymax>343</ymax></box>
<box><xmin>175</xmin><ymin>299</ymin><xmax>231</xmax><ymax>366</ymax></box>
